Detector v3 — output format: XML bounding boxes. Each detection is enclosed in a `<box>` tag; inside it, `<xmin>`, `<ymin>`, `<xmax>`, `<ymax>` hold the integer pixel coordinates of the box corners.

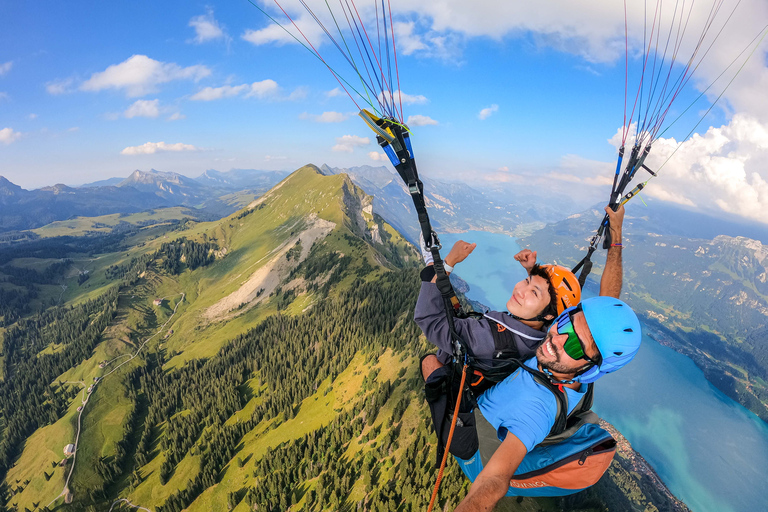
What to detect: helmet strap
<box><xmin>510</xmin><ymin>313</ymin><xmax>548</xmax><ymax>323</ymax></box>
<box><xmin>541</xmin><ymin>367</ymin><xmax>576</xmax><ymax>385</ymax></box>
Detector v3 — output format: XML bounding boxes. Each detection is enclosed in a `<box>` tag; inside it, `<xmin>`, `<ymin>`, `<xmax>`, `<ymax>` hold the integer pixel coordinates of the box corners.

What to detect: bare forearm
<box><xmin>600</xmin><ymin>229</ymin><xmax>623</xmax><ymax>298</ymax></box>
<box><xmin>455</xmin><ymin>474</ymin><xmax>509</xmax><ymax>512</ymax></box>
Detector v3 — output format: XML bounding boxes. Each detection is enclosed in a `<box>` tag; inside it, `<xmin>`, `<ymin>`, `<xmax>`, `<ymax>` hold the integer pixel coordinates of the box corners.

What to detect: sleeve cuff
<box><xmin>420</xmin><ymin>265</ymin><xmax>436</xmax><ymax>282</ymax></box>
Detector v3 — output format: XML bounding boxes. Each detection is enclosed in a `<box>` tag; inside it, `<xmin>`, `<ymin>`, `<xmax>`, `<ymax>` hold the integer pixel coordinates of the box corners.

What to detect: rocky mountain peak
<box><xmin>714</xmin><ymin>235</ymin><xmax>767</xmax><ymax>263</ymax></box>
<box><xmin>0</xmin><ymin>176</ymin><xmax>24</xmax><ymax>196</ymax></box>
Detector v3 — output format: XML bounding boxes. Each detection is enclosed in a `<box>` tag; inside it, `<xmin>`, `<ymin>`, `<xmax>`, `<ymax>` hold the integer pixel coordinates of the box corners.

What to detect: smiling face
<box><xmin>506</xmin><ymin>275</ymin><xmax>552</xmax><ymax>321</ymax></box>
<box><xmin>536</xmin><ymin>310</ymin><xmax>601</xmax><ymax>377</ymax></box>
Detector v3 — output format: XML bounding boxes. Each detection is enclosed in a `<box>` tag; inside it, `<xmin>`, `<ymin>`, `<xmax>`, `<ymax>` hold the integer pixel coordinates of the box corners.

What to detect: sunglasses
<box><xmin>555</xmin><ymin>305</ymin><xmax>601</xmax><ymax>365</ymax></box>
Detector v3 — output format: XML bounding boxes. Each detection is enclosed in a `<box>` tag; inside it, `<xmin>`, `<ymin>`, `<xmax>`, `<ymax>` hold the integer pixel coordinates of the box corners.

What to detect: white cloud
<box><xmin>498</xmin><ymin>166</ymin><xmax>509</xmax><ymax>172</ymax></box>
<box><xmin>394</xmin><ymin>22</ymin><xmax>428</xmax><ymax>55</ymax></box>
<box><xmin>121</xmin><ymin>141</ymin><xmax>199</xmax><ymax>155</ymax></box>
<box><xmin>245</xmin><ymin>79</ymin><xmax>279</xmax><ymax>99</ymax></box>
<box><xmin>478</xmin><ymin>104</ymin><xmax>498</xmax><ymax>120</ymax></box>
<box><xmin>286</xmin><ymin>86</ymin><xmax>308</xmax><ymax>101</ymax></box>
<box><xmin>0</xmin><ymin>61</ymin><xmax>12</xmax><ymax>76</ymax></box>
<box><xmin>28</xmin><ymin>113</ymin><xmax>37</xmax><ymax>120</ymax></box>
<box><xmin>0</xmin><ymin>127</ymin><xmax>22</xmax><ymax>145</ymax></box>
<box><xmin>46</xmin><ymin>78</ymin><xmax>75</xmax><ymax>95</ymax></box>
<box><xmin>407</xmin><ymin>114</ymin><xmax>438</xmax><ymax>126</ymax></box>
<box><xmin>124</xmin><ymin>99</ymin><xmax>160</xmax><ymax>118</ymax></box>
<box><xmin>191</xmin><ymin>84</ymin><xmax>250</xmax><ymax>101</ymax></box>
<box><xmin>369</xmin><ymin>151</ymin><xmax>388</xmax><ymax>161</ymax></box>
<box><xmin>326</xmin><ymin>88</ymin><xmax>344</xmax><ymax>98</ymax></box>
<box><xmin>189</xmin><ymin>10</ymin><xmax>228</xmax><ymax>44</ymax></box>
<box><xmin>238</xmin><ymin>2</ymin><xmax>768</xmax><ymax>116</ymax></box>
<box><xmin>625</xmin><ymin>113</ymin><xmax>768</xmax><ymax>223</ymax></box>
<box><xmin>242</xmin><ymin>14</ymin><xmax>325</xmax><ymax>47</ymax></box>
<box><xmin>392</xmin><ymin>21</ymin><xmax>460</xmax><ymax>60</ymax></box>
<box><xmin>301</xmin><ymin>111</ymin><xmax>349</xmax><ymax>123</ymax></box>
<box><xmin>189</xmin><ymin>79</ymin><xmax>298</xmax><ymax>101</ymax></box>
<box><xmin>167</xmin><ymin>112</ymin><xmax>185</xmax><ymax>121</ymax></box>
<box><xmin>81</xmin><ymin>55</ymin><xmax>211</xmax><ymax>97</ymax></box>
<box><xmin>379</xmin><ymin>90</ymin><xmax>428</xmax><ymax>106</ymax></box>
<box><xmin>332</xmin><ymin>135</ymin><xmax>370</xmax><ymax>153</ymax></box>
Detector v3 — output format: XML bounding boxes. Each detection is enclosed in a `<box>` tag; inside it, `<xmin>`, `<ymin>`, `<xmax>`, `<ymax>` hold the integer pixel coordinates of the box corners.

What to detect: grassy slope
<box><xmin>161</xmin><ymin>165</ymin><xmax>393</xmax><ymax>367</ymax></box>
<box><xmin>3</xmin><ymin>227</ymin><xmax>182</xmax><ymax>509</ymax></box>
<box><xmin>6</xmin><ymin>388</ymin><xmax>81</xmax><ymax>510</ymax></box>
<box><xmin>181</xmin><ymin>349</ymin><xmax>410</xmax><ymax>512</ymax></box>
<box><xmin>69</xmin><ymin>373</ymin><xmax>134</xmax><ymax>495</ymax></box>
<box><xmin>4</xmin><ymin>165</ymin><xmax>408</xmax><ymax>510</ymax></box>
<box><xmin>31</xmin><ymin>207</ymin><xmax>194</xmax><ymax>238</ymax></box>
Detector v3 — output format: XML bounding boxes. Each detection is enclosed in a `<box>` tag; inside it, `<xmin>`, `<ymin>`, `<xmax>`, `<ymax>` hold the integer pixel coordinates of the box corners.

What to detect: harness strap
<box><xmin>427</xmin><ymin>362</ymin><xmax>468</xmax><ymax>512</ymax></box>
<box><xmin>364</xmin><ymin>109</ymin><xmax>469</xmax><ymax>360</ymax></box>
<box><xmin>573</xmin><ymin>142</ymin><xmax>652</xmax><ymax>286</ymax></box>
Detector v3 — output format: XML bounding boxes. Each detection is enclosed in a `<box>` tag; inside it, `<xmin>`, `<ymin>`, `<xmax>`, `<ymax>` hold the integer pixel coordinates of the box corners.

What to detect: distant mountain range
<box><xmin>194</xmin><ymin>168</ymin><xmax>290</xmax><ymax>190</ymax></box>
<box><xmin>0</xmin><ymin>169</ymin><xmax>289</xmax><ymax>233</ymax></box>
<box><xmin>320</xmin><ymin>164</ymin><xmax>576</xmax><ymax>243</ymax></box>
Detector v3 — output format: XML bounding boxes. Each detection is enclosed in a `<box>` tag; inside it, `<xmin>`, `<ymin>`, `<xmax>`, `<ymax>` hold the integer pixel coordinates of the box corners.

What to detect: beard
<box><xmin>536</xmin><ymin>332</ymin><xmax>584</xmax><ymax>375</ymax></box>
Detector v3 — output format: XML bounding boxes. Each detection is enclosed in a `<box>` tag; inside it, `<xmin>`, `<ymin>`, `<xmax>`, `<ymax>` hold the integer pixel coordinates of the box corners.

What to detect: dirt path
<box><xmin>108</xmin><ymin>498</ymin><xmax>153</xmax><ymax>511</ymax></box>
<box><xmin>47</xmin><ymin>294</ymin><xmax>185</xmax><ymax>510</ymax></box>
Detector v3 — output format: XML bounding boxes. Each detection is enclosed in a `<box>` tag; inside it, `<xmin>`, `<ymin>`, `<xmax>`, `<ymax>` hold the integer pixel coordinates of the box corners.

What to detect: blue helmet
<box><xmin>573</xmin><ymin>297</ymin><xmax>642</xmax><ymax>384</ymax></box>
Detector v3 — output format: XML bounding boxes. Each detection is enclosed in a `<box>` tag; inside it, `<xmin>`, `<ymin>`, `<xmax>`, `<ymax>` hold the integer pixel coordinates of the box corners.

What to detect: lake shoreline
<box><xmin>642</xmin><ymin>319</ymin><xmax>768</xmax><ymax>425</ymax></box>
<box><xmin>601</xmin><ymin>419</ymin><xmax>692</xmax><ymax>512</ymax></box>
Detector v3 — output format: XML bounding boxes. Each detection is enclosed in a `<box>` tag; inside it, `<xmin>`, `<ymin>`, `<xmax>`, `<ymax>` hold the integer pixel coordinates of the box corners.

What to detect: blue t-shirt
<box><xmin>477</xmin><ymin>358</ymin><xmax>586</xmax><ymax>452</ymax></box>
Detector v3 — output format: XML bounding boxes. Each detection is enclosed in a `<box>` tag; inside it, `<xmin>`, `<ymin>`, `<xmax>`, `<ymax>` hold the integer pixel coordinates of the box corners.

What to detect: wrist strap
<box><xmin>444</xmin><ymin>263</ymin><xmax>454</xmax><ymax>273</ymax></box>
<box><xmin>611</xmin><ymin>243</ymin><xmax>623</xmax><ymax>247</ymax></box>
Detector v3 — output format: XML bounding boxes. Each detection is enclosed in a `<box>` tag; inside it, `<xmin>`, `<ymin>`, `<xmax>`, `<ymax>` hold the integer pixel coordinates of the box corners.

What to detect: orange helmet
<box><xmin>542</xmin><ymin>265</ymin><xmax>581</xmax><ymax>315</ymax></box>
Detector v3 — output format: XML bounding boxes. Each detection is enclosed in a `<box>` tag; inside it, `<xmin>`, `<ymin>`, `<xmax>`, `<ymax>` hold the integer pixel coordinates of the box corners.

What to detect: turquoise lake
<box><xmin>439</xmin><ymin>230</ymin><xmax>768</xmax><ymax>512</ymax></box>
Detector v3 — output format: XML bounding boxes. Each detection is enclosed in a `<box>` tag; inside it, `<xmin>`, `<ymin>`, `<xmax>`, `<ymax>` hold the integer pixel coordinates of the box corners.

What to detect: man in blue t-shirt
<box><xmin>454</xmin><ymin>296</ymin><xmax>642</xmax><ymax>511</ymax></box>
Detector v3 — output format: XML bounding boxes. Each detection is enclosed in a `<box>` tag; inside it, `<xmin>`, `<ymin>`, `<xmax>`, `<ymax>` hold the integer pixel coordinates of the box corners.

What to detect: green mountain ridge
<box><xmin>1</xmin><ymin>165</ymin><xmax>686</xmax><ymax>512</ymax></box>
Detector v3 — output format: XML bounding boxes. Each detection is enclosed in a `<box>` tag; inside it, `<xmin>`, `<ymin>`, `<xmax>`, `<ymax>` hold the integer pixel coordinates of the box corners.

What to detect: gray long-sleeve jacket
<box><xmin>414</xmin><ymin>281</ymin><xmax>547</xmax><ymax>364</ymax></box>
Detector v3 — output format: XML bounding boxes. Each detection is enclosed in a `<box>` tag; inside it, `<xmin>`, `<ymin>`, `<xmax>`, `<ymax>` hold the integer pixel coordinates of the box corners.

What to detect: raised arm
<box><xmin>454</xmin><ymin>434</ymin><xmax>527</xmax><ymax>512</ymax></box>
<box><xmin>600</xmin><ymin>205</ymin><xmax>625</xmax><ymax>299</ymax></box>
<box><xmin>429</xmin><ymin>240</ymin><xmax>477</xmax><ymax>283</ymax></box>
<box><xmin>414</xmin><ymin>239</ymin><xmax>477</xmax><ymax>356</ymax></box>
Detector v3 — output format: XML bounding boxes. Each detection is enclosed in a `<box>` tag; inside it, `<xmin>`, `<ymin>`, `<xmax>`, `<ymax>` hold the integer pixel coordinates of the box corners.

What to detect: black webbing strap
<box><xmin>571</xmin><ymin>142</ymin><xmax>655</xmax><ymax>287</ymax></box>
<box><xmin>370</xmin><ymin>116</ymin><xmax>467</xmax><ymax>359</ymax></box>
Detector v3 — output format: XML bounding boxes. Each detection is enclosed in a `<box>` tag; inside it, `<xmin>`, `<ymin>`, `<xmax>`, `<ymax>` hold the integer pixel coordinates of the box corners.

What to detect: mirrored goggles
<box><xmin>555</xmin><ymin>304</ymin><xmax>601</xmax><ymax>365</ymax></box>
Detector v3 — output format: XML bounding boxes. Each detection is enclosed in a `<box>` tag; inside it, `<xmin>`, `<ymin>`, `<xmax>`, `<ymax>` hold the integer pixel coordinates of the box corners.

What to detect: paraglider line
<box><xmin>658</xmin><ymin>21</ymin><xmax>768</xmax><ymax>140</ymax></box>
<box><xmin>343</xmin><ymin>0</ymin><xmax>392</xmax><ymax>114</ymax></box>
<box><xmin>347</xmin><ymin>0</ymin><xmax>398</xmax><ymax>116</ymax></box>
<box><xmin>336</xmin><ymin>0</ymin><xmax>387</xmax><ymax>114</ymax></box>
<box><xmin>323</xmin><ymin>0</ymin><xmax>381</xmax><ymax>115</ymax></box>
<box><xmin>653</xmin><ymin>22</ymin><xmax>768</xmax><ymax>176</ymax></box>
<box><xmin>246</xmin><ymin>0</ymin><xmax>376</xmax><ymax>111</ymax></box>
<box><xmin>388</xmin><ymin>0</ymin><xmax>403</xmax><ymax>121</ymax></box>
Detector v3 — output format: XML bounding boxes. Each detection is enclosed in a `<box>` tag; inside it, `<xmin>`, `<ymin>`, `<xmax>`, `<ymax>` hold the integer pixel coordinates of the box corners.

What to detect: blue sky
<box><xmin>2</xmin><ymin>1</ymin><xmax>768</xmax><ymax>223</ymax></box>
